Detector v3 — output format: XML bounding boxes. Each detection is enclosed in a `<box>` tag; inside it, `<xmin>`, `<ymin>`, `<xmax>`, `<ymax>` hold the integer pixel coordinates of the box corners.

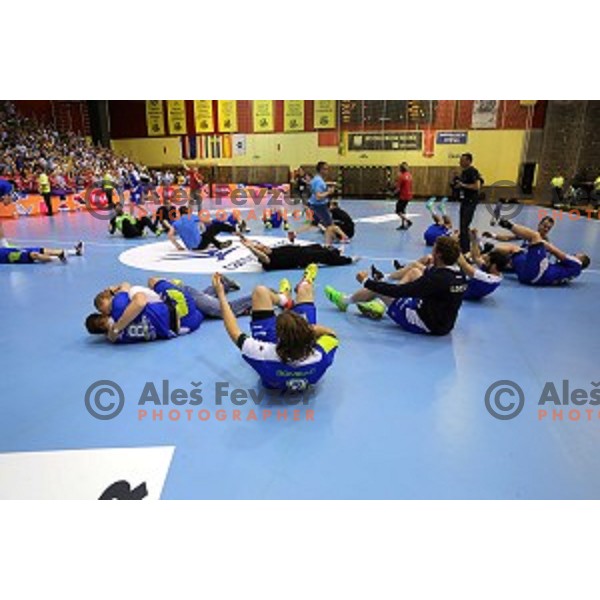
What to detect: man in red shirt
<box><xmin>187</xmin><ymin>166</ymin><xmax>204</xmax><ymax>212</ymax></box>
<box><xmin>395</xmin><ymin>162</ymin><xmax>413</xmax><ymax>230</ymax></box>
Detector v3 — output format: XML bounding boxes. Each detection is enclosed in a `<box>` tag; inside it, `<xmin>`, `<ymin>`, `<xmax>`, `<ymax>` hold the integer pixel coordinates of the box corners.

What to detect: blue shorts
<box><xmin>512</xmin><ymin>243</ymin><xmax>547</xmax><ymax>283</ymax></box>
<box><xmin>153</xmin><ymin>279</ymin><xmax>204</xmax><ymax>332</ymax></box>
<box><xmin>0</xmin><ymin>247</ymin><xmax>42</xmax><ymax>264</ymax></box>
<box><xmin>251</xmin><ymin>302</ymin><xmax>317</xmax><ymax>343</ymax></box>
<box><xmin>387</xmin><ymin>298</ymin><xmax>430</xmax><ymax>335</ymax></box>
<box><xmin>308</xmin><ymin>203</ymin><xmax>333</xmax><ymax>227</ymax></box>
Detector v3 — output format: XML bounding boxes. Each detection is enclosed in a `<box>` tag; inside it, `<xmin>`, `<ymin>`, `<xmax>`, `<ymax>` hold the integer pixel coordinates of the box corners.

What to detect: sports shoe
<box><xmin>279</xmin><ymin>278</ymin><xmax>292</xmax><ymax>295</ymax></box>
<box><xmin>303</xmin><ymin>263</ymin><xmax>318</xmax><ymax>285</ymax></box>
<box><xmin>356</xmin><ymin>299</ymin><xmax>385</xmax><ymax>320</ymax></box>
<box><xmin>219</xmin><ymin>240</ymin><xmax>233</xmax><ymax>249</ymax></box>
<box><xmin>221</xmin><ymin>275</ymin><xmax>241</xmax><ymax>292</ymax></box>
<box><xmin>324</xmin><ymin>285</ymin><xmax>348</xmax><ymax>312</ymax></box>
<box><xmin>438</xmin><ymin>197</ymin><xmax>448</xmax><ymax>215</ymax></box>
<box><xmin>171</xmin><ymin>278</ymin><xmax>185</xmax><ymax>287</ymax></box>
<box><xmin>490</xmin><ymin>201</ymin><xmax>503</xmax><ymax>226</ymax></box>
<box><xmin>393</xmin><ymin>259</ymin><xmax>404</xmax><ymax>271</ymax></box>
<box><xmin>370</xmin><ymin>264</ymin><xmax>385</xmax><ymax>281</ymax></box>
<box><xmin>425</xmin><ymin>196</ymin><xmax>437</xmax><ymax>212</ymax></box>
<box><xmin>287</xmin><ymin>231</ymin><xmax>297</xmax><ymax>243</ymax></box>
<box><xmin>283</xmin><ymin>222</ymin><xmax>290</xmax><ymax>231</ymax></box>
<box><xmin>59</xmin><ymin>251</ymin><xmax>68</xmax><ymax>264</ymax></box>
<box><xmin>74</xmin><ymin>241</ymin><xmax>84</xmax><ymax>256</ymax></box>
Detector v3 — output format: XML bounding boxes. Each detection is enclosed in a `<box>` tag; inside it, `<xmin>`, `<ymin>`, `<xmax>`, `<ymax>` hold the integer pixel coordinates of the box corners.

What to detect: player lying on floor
<box><xmin>0</xmin><ymin>222</ymin><xmax>83</xmax><ymax>264</ymax></box>
<box><xmin>86</xmin><ymin>278</ymin><xmax>205</xmax><ymax>343</ymax></box>
<box><xmin>325</xmin><ymin>236</ymin><xmax>467</xmax><ymax>336</ymax></box>
<box><xmin>490</xmin><ymin>218</ymin><xmax>590</xmax><ymax>286</ymax></box>
<box><xmin>240</xmin><ymin>235</ymin><xmax>358</xmax><ymax>271</ymax></box>
<box><xmin>164</xmin><ymin>206</ymin><xmax>239</xmax><ymax>252</ymax></box>
<box><xmin>109</xmin><ymin>203</ymin><xmax>162</xmax><ymax>238</ymax></box>
<box><xmin>213</xmin><ymin>264</ymin><xmax>339</xmax><ymax>391</ymax></box>
<box><xmin>483</xmin><ymin>214</ymin><xmax>555</xmax><ymax>244</ymax></box>
<box><xmin>372</xmin><ymin>229</ymin><xmax>507</xmax><ymax>302</ymax></box>
<box><xmin>423</xmin><ymin>196</ymin><xmax>452</xmax><ymax>246</ymax></box>
<box><xmin>94</xmin><ymin>275</ymin><xmax>252</xmax><ymax>319</ymax></box>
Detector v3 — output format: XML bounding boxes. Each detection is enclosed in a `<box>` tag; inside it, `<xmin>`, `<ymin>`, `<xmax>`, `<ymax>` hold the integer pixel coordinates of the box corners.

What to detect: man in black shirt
<box><xmin>325</xmin><ymin>236</ymin><xmax>467</xmax><ymax>335</ymax></box>
<box><xmin>456</xmin><ymin>153</ymin><xmax>482</xmax><ymax>254</ymax></box>
<box><xmin>241</xmin><ymin>237</ymin><xmax>356</xmax><ymax>271</ymax></box>
<box><xmin>330</xmin><ymin>200</ymin><xmax>355</xmax><ymax>239</ymax></box>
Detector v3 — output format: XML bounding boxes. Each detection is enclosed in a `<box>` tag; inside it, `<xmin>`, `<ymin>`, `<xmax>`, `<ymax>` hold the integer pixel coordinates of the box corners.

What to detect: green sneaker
<box><xmin>303</xmin><ymin>263</ymin><xmax>318</xmax><ymax>285</ymax></box>
<box><xmin>324</xmin><ymin>285</ymin><xmax>348</xmax><ymax>312</ymax></box>
<box><xmin>279</xmin><ymin>278</ymin><xmax>292</xmax><ymax>295</ymax></box>
<box><xmin>356</xmin><ymin>299</ymin><xmax>385</xmax><ymax>320</ymax></box>
<box><xmin>171</xmin><ymin>278</ymin><xmax>185</xmax><ymax>288</ymax></box>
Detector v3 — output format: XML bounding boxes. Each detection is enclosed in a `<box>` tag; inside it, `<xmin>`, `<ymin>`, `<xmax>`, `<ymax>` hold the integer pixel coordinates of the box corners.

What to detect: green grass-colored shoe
<box><xmin>356</xmin><ymin>299</ymin><xmax>385</xmax><ymax>320</ymax></box>
<box><xmin>324</xmin><ymin>285</ymin><xmax>348</xmax><ymax>312</ymax></box>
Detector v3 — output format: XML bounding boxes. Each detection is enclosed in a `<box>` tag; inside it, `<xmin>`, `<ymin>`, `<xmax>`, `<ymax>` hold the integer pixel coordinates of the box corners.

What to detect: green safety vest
<box><xmin>551</xmin><ymin>176</ymin><xmax>564</xmax><ymax>188</ymax></box>
<box><xmin>115</xmin><ymin>214</ymin><xmax>135</xmax><ymax>231</ymax></box>
<box><xmin>103</xmin><ymin>174</ymin><xmax>114</xmax><ymax>190</ymax></box>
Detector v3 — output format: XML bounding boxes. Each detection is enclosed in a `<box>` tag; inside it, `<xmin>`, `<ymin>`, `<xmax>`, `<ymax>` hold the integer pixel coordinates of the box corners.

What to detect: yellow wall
<box><xmin>112</xmin><ymin>130</ymin><xmax>527</xmax><ymax>184</ymax></box>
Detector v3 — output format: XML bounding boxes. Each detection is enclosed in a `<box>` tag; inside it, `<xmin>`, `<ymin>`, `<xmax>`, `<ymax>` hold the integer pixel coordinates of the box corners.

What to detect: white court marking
<box><xmin>355</xmin><ymin>213</ymin><xmax>421</xmax><ymax>224</ymax></box>
<box><xmin>119</xmin><ymin>235</ymin><xmax>311</xmax><ymax>274</ymax></box>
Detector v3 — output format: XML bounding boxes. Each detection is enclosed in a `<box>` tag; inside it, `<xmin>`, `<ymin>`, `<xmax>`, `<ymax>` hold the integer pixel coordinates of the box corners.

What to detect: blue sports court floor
<box><xmin>2</xmin><ymin>199</ymin><xmax>600</xmax><ymax>499</ymax></box>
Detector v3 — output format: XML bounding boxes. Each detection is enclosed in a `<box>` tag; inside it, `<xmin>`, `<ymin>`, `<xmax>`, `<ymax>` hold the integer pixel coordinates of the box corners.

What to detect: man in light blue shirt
<box><xmin>307</xmin><ymin>161</ymin><xmax>348</xmax><ymax>246</ymax></box>
<box><xmin>166</xmin><ymin>206</ymin><xmax>237</xmax><ymax>251</ymax></box>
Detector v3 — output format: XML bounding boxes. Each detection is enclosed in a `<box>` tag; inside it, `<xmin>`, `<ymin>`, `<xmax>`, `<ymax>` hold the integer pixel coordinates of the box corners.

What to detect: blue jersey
<box><xmin>512</xmin><ymin>243</ymin><xmax>582</xmax><ymax>286</ymax></box>
<box><xmin>152</xmin><ymin>280</ymin><xmax>204</xmax><ymax>334</ymax></box>
<box><xmin>308</xmin><ymin>174</ymin><xmax>328</xmax><ymax>206</ymax></box>
<box><xmin>0</xmin><ymin>247</ymin><xmax>42</xmax><ymax>264</ymax></box>
<box><xmin>0</xmin><ymin>179</ymin><xmax>13</xmax><ymax>197</ymax></box>
<box><xmin>265</xmin><ymin>210</ymin><xmax>284</xmax><ymax>228</ymax></box>
<box><xmin>111</xmin><ymin>292</ymin><xmax>175</xmax><ymax>343</ymax></box>
<box><xmin>238</xmin><ymin>333</ymin><xmax>339</xmax><ymax>391</ymax></box>
<box><xmin>463</xmin><ymin>268</ymin><xmax>502</xmax><ymax>300</ymax></box>
<box><xmin>172</xmin><ymin>215</ymin><xmax>202</xmax><ymax>250</ymax></box>
<box><xmin>424</xmin><ymin>224</ymin><xmax>450</xmax><ymax>246</ymax></box>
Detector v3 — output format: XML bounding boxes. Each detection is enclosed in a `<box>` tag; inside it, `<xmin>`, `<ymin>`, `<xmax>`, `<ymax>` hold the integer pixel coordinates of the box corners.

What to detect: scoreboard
<box><xmin>340</xmin><ymin>101</ymin><xmax>437</xmax><ymax>125</ymax></box>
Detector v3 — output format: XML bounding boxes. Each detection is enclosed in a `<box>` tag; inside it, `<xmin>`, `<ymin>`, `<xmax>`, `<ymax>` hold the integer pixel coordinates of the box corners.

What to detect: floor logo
<box><xmin>119</xmin><ymin>236</ymin><xmax>310</xmax><ymax>274</ymax></box>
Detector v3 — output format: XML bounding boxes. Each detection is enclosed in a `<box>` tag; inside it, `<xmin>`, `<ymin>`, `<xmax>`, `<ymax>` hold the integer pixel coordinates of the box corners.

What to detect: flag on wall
<box><xmin>314</xmin><ymin>100</ymin><xmax>336</xmax><ymax>129</ymax></box>
<box><xmin>284</xmin><ymin>100</ymin><xmax>304</xmax><ymax>132</ymax></box>
<box><xmin>167</xmin><ymin>100</ymin><xmax>187</xmax><ymax>135</ymax></box>
<box><xmin>145</xmin><ymin>101</ymin><xmax>165</xmax><ymax>136</ymax></box>
<box><xmin>471</xmin><ymin>100</ymin><xmax>499</xmax><ymax>129</ymax></box>
<box><xmin>181</xmin><ymin>135</ymin><xmax>233</xmax><ymax>160</ymax></box>
<box><xmin>253</xmin><ymin>100</ymin><xmax>274</xmax><ymax>132</ymax></box>
<box><xmin>218</xmin><ymin>100</ymin><xmax>238</xmax><ymax>132</ymax></box>
<box><xmin>194</xmin><ymin>100</ymin><xmax>214</xmax><ymax>133</ymax></box>
<box><xmin>232</xmin><ymin>134</ymin><xmax>246</xmax><ymax>156</ymax></box>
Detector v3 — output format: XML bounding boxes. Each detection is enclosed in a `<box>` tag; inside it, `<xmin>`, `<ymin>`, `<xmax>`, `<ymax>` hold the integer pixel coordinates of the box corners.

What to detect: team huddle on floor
<box><xmin>0</xmin><ymin>157</ymin><xmax>592</xmax><ymax>394</ymax></box>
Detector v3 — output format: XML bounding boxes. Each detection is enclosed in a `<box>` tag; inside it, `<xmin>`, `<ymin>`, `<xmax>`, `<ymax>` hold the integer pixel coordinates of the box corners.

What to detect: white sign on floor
<box><xmin>0</xmin><ymin>446</ymin><xmax>175</xmax><ymax>500</ymax></box>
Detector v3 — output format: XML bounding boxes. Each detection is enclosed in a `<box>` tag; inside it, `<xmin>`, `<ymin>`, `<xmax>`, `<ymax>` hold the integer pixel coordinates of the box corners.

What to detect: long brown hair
<box><xmin>276</xmin><ymin>311</ymin><xmax>316</xmax><ymax>363</ymax></box>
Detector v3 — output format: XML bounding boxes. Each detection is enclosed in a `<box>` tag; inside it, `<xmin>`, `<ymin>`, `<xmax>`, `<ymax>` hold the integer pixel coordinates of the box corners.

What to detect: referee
<box><xmin>456</xmin><ymin>153</ymin><xmax>481</xmax><ymax>254</ymax></box>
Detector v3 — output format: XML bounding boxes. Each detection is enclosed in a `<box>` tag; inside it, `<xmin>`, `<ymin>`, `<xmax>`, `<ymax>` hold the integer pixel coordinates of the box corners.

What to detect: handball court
<box><xmin>1</xmin><ymin>199</ymin><xmax>600</xmax><ymax>499</ymax></box>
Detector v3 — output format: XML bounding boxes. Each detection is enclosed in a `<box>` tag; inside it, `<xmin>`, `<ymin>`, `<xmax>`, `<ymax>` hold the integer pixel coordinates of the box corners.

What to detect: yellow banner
<box><xmin>145</xmin><ymin>100</ymin><xmax>165</xmax><ymax>136</ymax></box>
<box><xmin>253</xmin><ymin>100</ymin><xmax>274</xmax><ymax>132</ymax></box>
<box><xmin>314</xmin><ymin>100</ymin><xmax>336</xmax><ymax>129</ymax></box>
<box><xmin>167</xmin><ymin>100</ymin><xmax>187</xmax><ymax>135</ymax></box>
<box><xmin>194</xmin><ymin>100</ymin><xmax>214</xmax><ymax>133</ymax></box>
<box><xmin>284</xmin><ymin>100</ymin><xmax>304</xmax><ymax>132</ymax></box>
<box><xmin>218</xmin><ymin>100</ymin><xmax>238</xmax><ymax>132</ymax></box>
